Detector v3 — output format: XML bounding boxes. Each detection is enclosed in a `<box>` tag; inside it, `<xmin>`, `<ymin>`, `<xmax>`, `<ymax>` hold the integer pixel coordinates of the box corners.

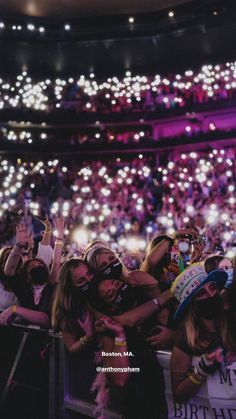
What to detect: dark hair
<box><xmin>149</xmin><ymin>234</ymin><xmax>172</xmax><ymax>251</ymax></box>
<box><xmin>87</xmin><ymin>278</ymin><xmax>113</xmax><ymax>315</ymax></box>
<box><xmin>0</xmin><ymin>247</ymin><xmax>13</xmax><ymax>273</ymax></box>
<box><xmin>20</xmin><ymin>258</ymin><xmax>48</xmax><ymax>282</ymax></box>
<box><xmin>204</xmin><ymin>255</ymin><xmax>225</xmax><ymax>274</ymax></box>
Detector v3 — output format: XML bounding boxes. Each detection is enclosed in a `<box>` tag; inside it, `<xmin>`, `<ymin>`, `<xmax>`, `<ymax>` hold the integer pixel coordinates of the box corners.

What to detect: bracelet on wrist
<box><xmin>194</xmin><ymin>364</ymin><xmax>210</xmax><ymax>379</ymax></box>
<box><xmin>189</xmin><ymin>374</ymin><xmax>204</xmax><ymax>385</ymax></box>
<box><xmin>115</xmin><ymin>336</ymin><xmax>126</xmax><ymax>346</ymax></box>
<box><xmin>192</xmin><ymin>370</ymin><xmax>206</xmax><ymax>382</ymax></box>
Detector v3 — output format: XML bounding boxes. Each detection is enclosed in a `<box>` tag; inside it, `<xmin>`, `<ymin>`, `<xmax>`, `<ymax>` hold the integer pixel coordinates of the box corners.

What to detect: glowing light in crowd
<box><xmin>0</xmin><ymin>146</ymin><xmax>235</xmax><ymax>254</ymax></box>
<box><xmin>73</xmin><ymin>228</ymin><xmax>89</xmax><ymax>246</ymax></box>
<box><xmin>27</xmin><ymin>24</ymin><xmax>35</xmax><ymax>31</ymax></box>
<box><xmin>225</xmin><ymin>249</ymin><xmax>236</xmax><ymax>259</ymax></box>
<box><xmin>168</xmin><ymin>11</ymin><xmax>175</xmax><ymax>18</ymax></box>
<box><xmin>126</xmin><ymin>237</ymin><xmax>146</xmax><ymax>251</ymax></box>
<box><xmin>0</xmin><ymin>60</ymin><xmax>235</xmax><ymax>118</ymax></box>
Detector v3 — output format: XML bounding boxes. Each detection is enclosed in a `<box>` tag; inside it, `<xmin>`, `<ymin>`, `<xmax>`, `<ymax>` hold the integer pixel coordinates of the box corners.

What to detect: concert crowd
<box><xmin>0</xmin><ymin>61</ymin><xmax>236</xmax><ymax>115</ymax></box>
<box><xmin>0</xmin><ymin>148</ymin><xmax>235</xmax><ymax>418</ymax></box>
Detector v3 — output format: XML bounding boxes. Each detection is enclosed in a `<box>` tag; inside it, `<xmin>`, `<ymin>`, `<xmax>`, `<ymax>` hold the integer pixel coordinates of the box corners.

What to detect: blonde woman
<box><xmin>84</xmin><ymin>244</ymin><xmax>175</xmax><ymax>338</ymax></box>
<box><xmin>170</xmin><ymin>264</ymin><xmax>236</xmax><ymax>402</ymax></box>
<box><xmin>52</xmin><ymin>258</ymin><xmax>94</xmax><ymax>352</ymax></box>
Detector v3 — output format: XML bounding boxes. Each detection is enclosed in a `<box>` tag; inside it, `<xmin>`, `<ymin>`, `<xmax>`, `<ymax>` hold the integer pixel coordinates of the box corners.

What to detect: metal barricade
<box><xmin>57</xmin><ymin>335</ymin><xmax>122</xmax><ymax>419</ymax></box>
<box><xmin>0</xmin><ymin>323</ymin><xmax>53</xmax><ymax>419</ymax></box>
<box><xmin>0</xmin><ymin>324</ymin><xmax>121</xmax><ymax>419</ymax></box>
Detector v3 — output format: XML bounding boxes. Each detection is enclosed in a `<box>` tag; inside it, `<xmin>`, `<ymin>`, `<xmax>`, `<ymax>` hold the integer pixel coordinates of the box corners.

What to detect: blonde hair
<box><xmin>184</xmin><ymin>300</ymin><xmax>235</xmax><ymax>352</ymax></box>
<box><xmin>51</xmin><ymin>258</ymin><xmax>85</xmax><ymax>330</ymax></box>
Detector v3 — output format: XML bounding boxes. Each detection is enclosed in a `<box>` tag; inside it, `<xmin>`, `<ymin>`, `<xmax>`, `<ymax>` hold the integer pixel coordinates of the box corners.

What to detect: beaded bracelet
<box><xmin>189</xmin><ymin>374</ymin><xmax>204</xmax><ymax>385</ymax></box>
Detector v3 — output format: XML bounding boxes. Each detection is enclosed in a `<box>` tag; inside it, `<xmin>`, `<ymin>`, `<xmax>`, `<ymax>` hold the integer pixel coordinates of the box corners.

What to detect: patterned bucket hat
<box><xmin>171</xmin><ymin>263</ymin><xmax>227</xmax><ymax>320</ymax></box>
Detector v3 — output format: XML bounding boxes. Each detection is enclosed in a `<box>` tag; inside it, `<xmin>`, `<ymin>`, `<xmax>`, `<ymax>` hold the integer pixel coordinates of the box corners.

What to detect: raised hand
<box><xmin>53</xmin><ymin>216</ymin><xmax>65</xmax><ymax>240</ymax></box>
<box><xmin>35</xmin><ymin>214</ymin><xmax>52</xmax><ymax>231</ymax></box>
<box><xmin>16</xmin><ymin>224</ymin><xmax>31</xmax><ymax>247</ymax></box>
<box><xmin>195</xmin><ymin>347</ymin><xmax>224</xmax><ymax>380</ymax></box>
<box><xmin>206</xmin><ymin>347</ymin><xmax>224</xmax><ymax>363</ymax></box>
<box><xmin>77</xmin><ymin>310</ymin><xmax>94</xmax><ymax>339</ymax></box>
<box><xmin>175</xmin><ymin>228</ymin><xmax>198</xmax><ymax>240</ymax></box>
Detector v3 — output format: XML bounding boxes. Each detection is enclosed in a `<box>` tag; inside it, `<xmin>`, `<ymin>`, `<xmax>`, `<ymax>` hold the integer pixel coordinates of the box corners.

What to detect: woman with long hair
<box><xmin>170</xmin><ymin>263</ymin><xmax>236</xmax><ymax>402</ymax></box>
<box><xmin>1</xmin><ymin>218</ymin><xmax>64</xmax><ymax>327</ymax></box>
<box><xmin>85</xmin><ymin>244</ymin><xmax>174</xmax><ymax>418</ymax></box>
<box><xmin>52</xmin><ymin>258</ymin><xmax>94</xmax><ymax>352</ymax></box>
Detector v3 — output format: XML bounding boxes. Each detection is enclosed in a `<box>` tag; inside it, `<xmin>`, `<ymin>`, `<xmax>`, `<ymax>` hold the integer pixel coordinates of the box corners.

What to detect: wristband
<box><xmin>189</xmin><ymin>374</ymin><xmax>203</xmax><ymax>385</ymax></box>
<box><xmin>194</xmin><ymin>354</ymin><xmax>216</xmax><ymax>378</ymax></box>
<box><xmin>115</xmin><ymin>336</ymin><xmax>126</xmax><ymax>346</ymax></box>
<box><xmin>12</xmin><ymin>305</ymin><xmax>17</xmax><ymax>314</ymax></box>
<box><xmin>194</xmin><ymin>365</ymin><xmax>207</xmax><ymax>380</ymax></box>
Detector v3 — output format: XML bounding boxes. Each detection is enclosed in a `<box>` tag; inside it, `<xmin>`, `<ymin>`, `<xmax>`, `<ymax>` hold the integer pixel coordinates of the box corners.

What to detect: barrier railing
<box><xmin>157</xmin><ymin>351</ymin><xmax>236</xmax><ymax>419</ymax></box>
<box><xmin>0</xmin><ymin>324</ymin><xmax>121</xmax><ymax>419</ymax></box>
<box><xmin>2</xmin><ymin>325</ymin><xmax>235</xmax><ymax>419</ymax></box>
